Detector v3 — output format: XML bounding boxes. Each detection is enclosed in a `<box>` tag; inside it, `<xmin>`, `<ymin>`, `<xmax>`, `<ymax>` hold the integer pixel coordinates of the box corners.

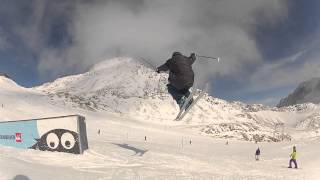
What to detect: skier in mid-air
<box><xmin>157</xmin><ymin>52</ymin><xmax>196</xmax><ymax>110</ymax></box>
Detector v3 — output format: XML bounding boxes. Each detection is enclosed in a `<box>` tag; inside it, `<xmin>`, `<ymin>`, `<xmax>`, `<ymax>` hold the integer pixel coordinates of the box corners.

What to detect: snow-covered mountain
<box><xmin>0</xmin><ymin>74</ymin><xmax>72</xmax><ymax>121</ymax></box>
<box><xmin>34</xmin><ymin>57</ymin><xmax>170</xmax><ymax>114</ymax></box>
<box><xmin>278</xmin><ymin>78</ymin><xmax>320</xmax><ymax>107</ymax></box>
<box><xmin>32</xmin><ymin>57</ymin><xmax>320</xmax><ymax>142</ymax></box>
<box><xmin>1</xmin><ymin>57</ymin><xmax>319</xmax><ymax>142</ymax></box>
<box><xmin>2</xmin><ymin>58</ymin><xmax>320</xmax><ymax>179</ymax></box>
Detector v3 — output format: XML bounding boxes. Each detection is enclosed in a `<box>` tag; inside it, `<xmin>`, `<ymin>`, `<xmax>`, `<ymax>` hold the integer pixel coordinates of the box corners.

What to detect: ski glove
<box><xmin>189</xmin><ymin>53</ymin><xmax>196</xmax><ymax>64</ymax></box>
<box><xmin>157</xmin><ymin>63</ymin><xmax>169</xmax><ymax>73</ymax></box>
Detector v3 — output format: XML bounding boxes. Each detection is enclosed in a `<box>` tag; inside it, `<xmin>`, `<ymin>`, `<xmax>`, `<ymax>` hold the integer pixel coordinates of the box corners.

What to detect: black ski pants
<box><xmin>167</xmin><ymin>84</ymin><xmax>191</xmax><ymax>104</ymax></box>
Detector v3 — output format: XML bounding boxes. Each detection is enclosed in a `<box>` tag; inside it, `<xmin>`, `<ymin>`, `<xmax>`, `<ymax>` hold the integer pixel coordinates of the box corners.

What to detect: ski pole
<box><xmin>196</xmin><ymin>54</ymin><xmax>220</xmax><ymax>62</ymax></box>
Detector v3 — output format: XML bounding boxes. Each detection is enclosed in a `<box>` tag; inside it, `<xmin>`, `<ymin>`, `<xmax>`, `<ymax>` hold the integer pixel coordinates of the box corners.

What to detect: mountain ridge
<box><xmin>278</xmin><ymin>77</ymin><xmax>320</xmax><ymax>107</ymax></box>
<box><xmin>32</xmin><ymin>57</ymin><xmax>313</xmax><ymax>142</ymax></box>
<box><xmin>1</xmin><ymin>57</ymin><xmax>319</xmax><ymax>142</ymax></box>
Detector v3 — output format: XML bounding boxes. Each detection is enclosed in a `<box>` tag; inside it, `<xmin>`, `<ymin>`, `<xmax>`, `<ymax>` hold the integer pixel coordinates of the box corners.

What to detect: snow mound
<box><xmin>89</xmin><ymin>57</ymin><xmax>138</xmax><ymax>72</ymax></box>
<box><xmin>296</xmin><ymin>113</ymin><xmax>320</xmax><ymax>130</ymax></box>
<box><xmin>0</xmin><ymin>75</ymin><xmax>26</xmax><ymax>92</ymax></box>
<box><xmin>34</xmin><ymin>57</ymin><xmax>169</xmax><ymax>113</ymax></box>
<box><xmin>35</xmin><ymin>57</ymin><xmax>166</xmax><ymax>97</ymax></box>
<box><xmin>200</xmin><ymin>122</ymin><xmax>291</xmax><ymax>142</ymax></box>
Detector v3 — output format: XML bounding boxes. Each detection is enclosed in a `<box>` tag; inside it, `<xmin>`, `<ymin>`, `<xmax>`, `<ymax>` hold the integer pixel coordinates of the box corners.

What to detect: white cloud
<box><xmin>242</xmin><ymin>49</ymin><xmax>320</xmax><ymax>94</ymax></box>
<box><xmin>33</xmin><ymin>0</ymin><xmax>289</xmax><ymax>83</ymax></box>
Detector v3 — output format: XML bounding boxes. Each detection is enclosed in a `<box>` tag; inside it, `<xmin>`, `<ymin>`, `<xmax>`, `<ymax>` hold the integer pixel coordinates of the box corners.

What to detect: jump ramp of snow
<box><xmin>0</xmin><ymin>115</ymin><xmax>88</xmax><ymax>154</ymax></box>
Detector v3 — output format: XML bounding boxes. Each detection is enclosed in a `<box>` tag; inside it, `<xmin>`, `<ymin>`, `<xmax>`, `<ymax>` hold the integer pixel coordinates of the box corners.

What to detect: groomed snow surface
<box><xmin>1</xmin><ymin>58</ymin><xmax>320</xmax><ymax>180</ymax></box>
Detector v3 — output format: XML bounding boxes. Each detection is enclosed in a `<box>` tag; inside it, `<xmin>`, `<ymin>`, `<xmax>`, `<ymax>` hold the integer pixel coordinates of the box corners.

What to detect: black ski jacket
<box><xmin>157</xmin><ymin>52</ymin><xmax>196</xmax><ymax>90</ymax></box>
<box><xmin>256</xmin><ymin>149</ymin><xmax>260</xmax><ymax>155</ymax></box>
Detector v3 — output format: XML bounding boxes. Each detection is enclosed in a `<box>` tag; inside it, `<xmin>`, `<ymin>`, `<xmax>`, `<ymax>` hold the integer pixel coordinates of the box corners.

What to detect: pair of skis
<box><xmin>174</xmin><ymin>84</ymin><xmax>208</xmax><ymax>121</ymax></box>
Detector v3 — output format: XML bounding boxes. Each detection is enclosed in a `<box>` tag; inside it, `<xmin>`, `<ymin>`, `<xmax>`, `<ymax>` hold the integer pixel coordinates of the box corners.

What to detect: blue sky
<box><xmin>0</xmin><ymin>0</ymin><xmax>320</xmax><ymax>106</ymax></box>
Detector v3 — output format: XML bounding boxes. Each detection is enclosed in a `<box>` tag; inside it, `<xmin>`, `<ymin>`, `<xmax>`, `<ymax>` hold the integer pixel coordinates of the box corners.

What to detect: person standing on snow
<box><xmin>255</xmin><ymin>147</ymin><xmax>260</xmax><ymax>161</ymax></box>
<box><xmin>288</xmin><ymin>146</ymin><xmax>298</xmax><ymax>168</ymax></box>
<box><xmin>157</xmin><ymin>52</ymin><xmax>196</xmax><ymax>109</ymax></box>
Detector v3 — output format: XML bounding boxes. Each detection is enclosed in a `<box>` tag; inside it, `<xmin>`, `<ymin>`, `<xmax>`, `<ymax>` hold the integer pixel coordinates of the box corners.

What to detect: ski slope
<box><xmin>1</xmin><ymin>58</ymin><xmax>320</xmax><ymax>179</ymax></box>
<box><xmin>1</xmin><ymin>112</ymin><xmax>320</xmax><ymax>179</ymax></box>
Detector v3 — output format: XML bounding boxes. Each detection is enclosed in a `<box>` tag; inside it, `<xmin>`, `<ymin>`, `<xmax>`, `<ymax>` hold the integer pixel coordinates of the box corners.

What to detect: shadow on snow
<box><xmin>112</xmin><ymin>143</ymin><xmax>148</xmax><ymax>156</ymax></box>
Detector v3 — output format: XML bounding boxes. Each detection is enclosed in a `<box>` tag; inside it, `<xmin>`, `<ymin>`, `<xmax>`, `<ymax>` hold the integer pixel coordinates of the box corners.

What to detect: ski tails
<box><xmin>174</xmin><ymin>90</ymin><xmax>206</xmax><ymax>121</ymax></box>
<box><xmin>174</xmin><ymin>84</ymin><xmax>208</xmax><ymax>121</ymax></box>
<box><xmin>174</xmin><ymin>89</ymin><xmax>195</xmax><ymax>120</ymax></box>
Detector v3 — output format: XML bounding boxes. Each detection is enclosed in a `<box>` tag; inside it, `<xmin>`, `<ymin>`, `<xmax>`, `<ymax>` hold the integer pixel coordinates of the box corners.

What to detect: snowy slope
<box><xmin>278</xmin><ymin>78</ymin><xmax>320</xmax><ymax>107</ymax></box>
<box><xmin>1</xmin><ymin>60</ymin><xmax>320</xmax><ymax>179</ymax></box>
<box><xmin>34</xmin><ymin>57</ymin><xmax>169</xmax><ymax>115</ymax></box>
<box><xmin>0</xmin><ymin>76</ymin><xmax>73</xmax><ymax>121</ymax></box>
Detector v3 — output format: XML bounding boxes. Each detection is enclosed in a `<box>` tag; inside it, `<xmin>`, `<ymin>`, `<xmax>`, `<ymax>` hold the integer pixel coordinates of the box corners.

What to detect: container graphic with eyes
<box><xmin>30</xmin><ymin>129</ymin><xmax>80</xmax><ymax>154</ymax></box>
<box><xmin>0</xmin><ymin>115</ymin><xmax>88</xmax><ymax>154</ymax></box>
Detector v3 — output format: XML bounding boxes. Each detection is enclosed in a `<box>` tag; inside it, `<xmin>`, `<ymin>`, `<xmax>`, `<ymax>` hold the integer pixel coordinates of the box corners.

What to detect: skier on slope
<box><xmin>288</xmin><ymin>146</ymin><xmax>298</xmax><ymax>168</ymax></box>
<box><xmin>255</xmin><ymin>147</ymin><xmax>260</xmax><ymax>161</ymax></box>
<box><xmin>156</xmin><ymin>52</ymin><xmax>196</xmax><ymax>109</ymax></box>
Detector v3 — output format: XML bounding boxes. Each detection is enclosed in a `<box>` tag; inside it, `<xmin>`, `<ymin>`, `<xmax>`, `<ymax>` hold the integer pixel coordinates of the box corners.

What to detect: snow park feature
<box><xmin>0</xmin><ymin>115</ymin><xmax>88</xmax><ymax>154</ymax></box>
